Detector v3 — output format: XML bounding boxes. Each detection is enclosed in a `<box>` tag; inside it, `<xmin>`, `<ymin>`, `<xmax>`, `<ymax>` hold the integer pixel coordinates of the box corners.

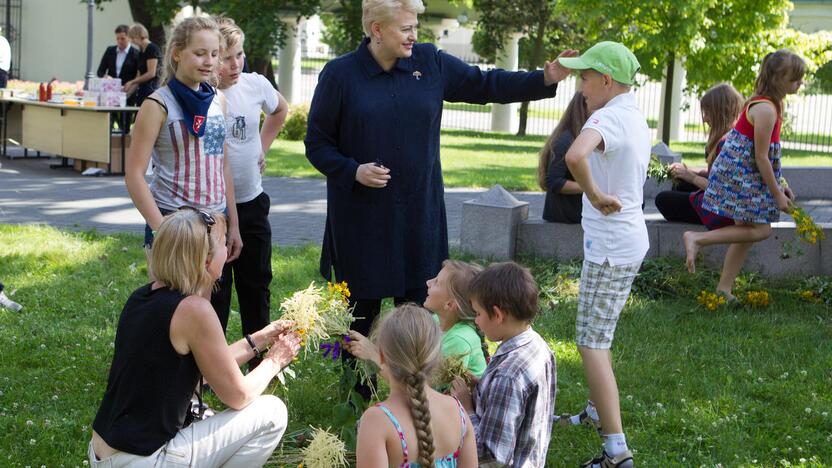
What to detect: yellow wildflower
<box><xmin>800</xmin><ymin>290</ymin><xmax>820</xmax><ymax>303</ymax></box>
<box><xmin>790</xmin><ymin>205</ymin><xmax>825</xmax><ymax>245</ymax></box>
<box><xmin>280</xmin><ymin>282</ymin><xmax>355</xmax><ymax>353</ymax></box>
<box><xmin>697</xmin><ymin>290</ymin><xmax>726</xmax><ymax>311</ymax></box>
<box><xmin>743</xmin><ymin>290</ymin><xmax>770</xmax><ymax>308</ymax></box>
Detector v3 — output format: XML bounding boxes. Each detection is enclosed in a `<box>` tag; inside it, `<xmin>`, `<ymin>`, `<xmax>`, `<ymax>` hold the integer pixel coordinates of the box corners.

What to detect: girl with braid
<box><xmin>354</xmin><ymin>305</ymin><xmax>477</xmax><ymax>467</ymax></box>
<box><xmin>346</xmin><ymin>260</ymin><xmax>488</xmax><ymax>383</ymax></box>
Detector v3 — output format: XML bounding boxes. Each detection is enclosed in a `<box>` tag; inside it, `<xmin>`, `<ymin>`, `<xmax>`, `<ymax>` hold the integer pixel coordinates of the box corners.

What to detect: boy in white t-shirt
<box><xmin>215</xmin><ymin>17</ymin><xmax>288</xmax><ymax>368</ymax></box>
<box><xmin>558</xmin><ymin>42</ymin><xmax>649</xmax><ymax>468</ymax></box>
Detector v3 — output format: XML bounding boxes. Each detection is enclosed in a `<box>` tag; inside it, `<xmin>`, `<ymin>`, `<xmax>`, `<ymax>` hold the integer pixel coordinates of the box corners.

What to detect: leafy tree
<box><xmin>777</xmin><ymin>29</ymin><xmax>832</xmax><ymax>95</ymax></box>
<box><xmin>471</xmin><ymin>0</ymin><xmax>587</xmax><ymax>135</ymax></box>
<box><xmin>93</xmin><ymin>0</ymin><xmax>183</xmax><ymax>46</ymax></box>
<box><xmin>320</xmin><ymin>0</ymin><xmax>365</xmax><ymax>56</ymax></box>
<box><xmin>560</xmin><ymin>0</ymin><xmax>794</xmax><ymax>142</ymax></box>
<box><xmin>203</xmin><ymin>0</ymin><xmax>322</xmax><ymax>88</ymax></box>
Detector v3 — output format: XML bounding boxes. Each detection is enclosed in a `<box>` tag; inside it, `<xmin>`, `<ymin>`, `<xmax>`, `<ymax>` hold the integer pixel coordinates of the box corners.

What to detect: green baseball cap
<box><xmin>558</xmin><ymin>41</ymin><xmax>640</xmax><ymax>85</ymax></box>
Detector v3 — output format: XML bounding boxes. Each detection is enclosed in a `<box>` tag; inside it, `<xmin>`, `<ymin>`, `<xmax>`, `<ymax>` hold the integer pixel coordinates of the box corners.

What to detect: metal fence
<box><xmin>294</xmin><ymin>50</ymin><xmax>832</xmax><ymax>153</ymax></box>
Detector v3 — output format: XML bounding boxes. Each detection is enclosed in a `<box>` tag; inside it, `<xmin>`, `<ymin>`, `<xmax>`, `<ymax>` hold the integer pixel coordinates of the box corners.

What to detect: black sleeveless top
<box><xmin>92</xmin><ymin>284</ymin><xmax>201</xmax><ymax>455</ymax></box>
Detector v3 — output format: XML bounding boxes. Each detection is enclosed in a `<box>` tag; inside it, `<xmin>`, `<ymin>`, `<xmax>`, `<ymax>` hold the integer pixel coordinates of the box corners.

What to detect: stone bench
<box><xmin>644</xmin><ymin>166</ymin><xmax>832</xmax><ymax>199</ymax></box>
<box><xmin>460</xmin><ymin>185</ymin><xmax>832</xmax><ymax>277</ymax></box>
<box><xmin>517</xmin><ymin>219</ymin><xmax>831</xmax><ymax>277</ymax></box>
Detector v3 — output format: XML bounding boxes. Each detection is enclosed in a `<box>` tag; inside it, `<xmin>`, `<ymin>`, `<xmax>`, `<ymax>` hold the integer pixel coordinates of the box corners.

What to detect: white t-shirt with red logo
<box><xmin>223</xmin><ymin>73</ymin><xmax>280</xmax><ymax>203</ymax></box>
<box><xmin>580</xmin><ymin>92</ymin><xmax>650</xmax><ymax>266</ymax></box>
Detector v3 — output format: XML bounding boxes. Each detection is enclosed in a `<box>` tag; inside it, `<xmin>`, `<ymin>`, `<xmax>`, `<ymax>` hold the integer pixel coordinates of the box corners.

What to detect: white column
<box><xmin>490</xmin><ymin>33</ymin><xmax>522</xmax><ymax>133</ymax></box>
<box><xmin>426</xmin><ymin>18</ymin><xmax>460</xmax><ymax>48</ymax></box>
<box><xmin>657</xmin><ymin>57</ymin><xmax>686</xmax><ymax>141</ymax></box>
<box><xmin>278</xmin><ymin>18</ymin><xmax>304</xmax><ymax>105</ymax></box>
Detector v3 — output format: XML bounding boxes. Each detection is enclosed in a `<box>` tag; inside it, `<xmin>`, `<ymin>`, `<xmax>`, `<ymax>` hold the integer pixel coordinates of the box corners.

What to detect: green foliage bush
<box><xmin>280</xmin><ymin>104</ymin><xmax>309</xmax><ymax>141</ymax></box>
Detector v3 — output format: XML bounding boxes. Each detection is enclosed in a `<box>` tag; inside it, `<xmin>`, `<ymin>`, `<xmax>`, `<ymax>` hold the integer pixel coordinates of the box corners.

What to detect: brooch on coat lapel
<box><xmin>412</xmin><ymin>71</ymin><xmax>422</xmax><ymax>80</ymax></box>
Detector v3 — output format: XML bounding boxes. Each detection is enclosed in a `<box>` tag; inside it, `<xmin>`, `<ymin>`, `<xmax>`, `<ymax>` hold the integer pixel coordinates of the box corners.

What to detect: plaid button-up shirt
<box><xmin>470</xmin><ymin>327</ymin><xmax>557</xmax><ymax>467</ymax></box>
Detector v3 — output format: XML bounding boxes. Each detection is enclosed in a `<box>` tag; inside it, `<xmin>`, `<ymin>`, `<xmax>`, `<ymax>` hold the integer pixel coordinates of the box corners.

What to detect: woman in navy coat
<box><xmin>305</xmin><ymin>0</ymin><xmax>575</xmax><ymax>370</ymax></box>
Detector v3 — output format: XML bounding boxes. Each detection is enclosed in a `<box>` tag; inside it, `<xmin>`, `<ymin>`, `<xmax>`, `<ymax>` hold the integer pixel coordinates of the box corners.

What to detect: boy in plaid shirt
<box><xmin>451</xmin><ymin>262</ymin><xmax>556</xmax><ymax>468</ymax></box>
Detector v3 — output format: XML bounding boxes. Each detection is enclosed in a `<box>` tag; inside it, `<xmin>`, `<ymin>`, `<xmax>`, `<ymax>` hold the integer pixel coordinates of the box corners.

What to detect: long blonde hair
<box><xmin>537</xmin><ymin>92</ymin><xmax>589</xmax><ymax>191</ymax></box>
<box><xmin>150</xmin><ymin>209</ymin><xmax>226</xmax><ymax>297</ymax></box>
<box><xmin>362</xmin><ymin>0</ymin><xmax>425</xmax><ymax>38</ymax></box>
<box><xmin>375</xmin><ymin>304</ymin><xmax>441</xmax><ymax>466</ymax></box>
<box><xmin>700</xmin><ymin>83</ymin><xmax>743</xmax><ymax>165</ymax></box>
<box><xmin>751</xmin><ymin>49</ymin><xmax>806</xmax><ymax>116</ymax></box>
<box><xmin>161</xmin><ymin>16</ymin><xmax>223</xmax><ymax>86</ymax></box>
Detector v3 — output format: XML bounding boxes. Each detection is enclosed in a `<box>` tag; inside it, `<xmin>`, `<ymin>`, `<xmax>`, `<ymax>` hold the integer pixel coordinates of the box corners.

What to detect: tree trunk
<box><xmin>127</xmin><ymin>0</ymin><xmax>166</xmax><ymax>46</ymax></box>
<box><xmin>250</xmin><ymin>56</ymin><xmax>279</xmax><ymax>90</ymax></box>
<box><xmin>517</xmin><ymin>13</ymin><xmax>548</xmax><ymax>136</ymax></box>
<box><xmin>661</xmin><ymin>54</ymin><xmax>675</xmax><ymax>144</ymax></box>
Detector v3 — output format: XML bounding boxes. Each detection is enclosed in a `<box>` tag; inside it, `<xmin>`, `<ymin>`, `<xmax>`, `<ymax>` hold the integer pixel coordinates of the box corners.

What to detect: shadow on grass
<box><xmin>443</xmin><ymin>128</ymin><xmax>547</xmax><ymax>143</ymax></box>
<box><xmin>442</xmin><ymin>142</ymin><xmax>542</xmax><ymax>154</ymax></box>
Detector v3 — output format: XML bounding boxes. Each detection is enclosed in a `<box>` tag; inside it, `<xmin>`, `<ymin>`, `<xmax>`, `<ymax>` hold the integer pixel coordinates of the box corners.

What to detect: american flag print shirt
<box><xmin>149</xmin><ymin>86</ymin><xmax>228</xmax><ymax>213</ymax></box>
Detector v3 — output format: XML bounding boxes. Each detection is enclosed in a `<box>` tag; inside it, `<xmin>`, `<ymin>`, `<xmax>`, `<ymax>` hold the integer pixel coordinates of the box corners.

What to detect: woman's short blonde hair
<box><xmin>127</xmin><ymin>23</ymin><xmax>149</xmax><ymax>40</ymax></box>
<box><xmin>361</xmin><ymin>0</ymin><xmax>425</xmax><ymax>37</ymax></box>
<box><xmin>213</xmin><ymin>15</ymin><xmax>245</xmax><ymax>52</ymax></box>
<box><xmin>150</xmin><ymin>209</ymin><xmax>227</xmax><ymax>297</ymax></box>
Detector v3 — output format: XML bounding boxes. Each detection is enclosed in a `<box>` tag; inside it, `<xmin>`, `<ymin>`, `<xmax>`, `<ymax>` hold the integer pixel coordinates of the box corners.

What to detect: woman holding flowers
<box><xmin>305</xmin><ymin>0</ymin><xmax>575</xmax><ymax>398</ymax></box>
<box><xmin>90</xmin><ymin>209</ymin><xmax>301</xmax><ymax>467</ymax></box>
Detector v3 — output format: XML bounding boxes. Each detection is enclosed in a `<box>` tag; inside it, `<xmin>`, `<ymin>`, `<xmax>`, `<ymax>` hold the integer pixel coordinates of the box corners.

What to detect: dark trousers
<box><xmin>655</xmin><ymin>180</ymin><xmax>703</xmax><ymax>225</ymax></box>
<box><xmin>0</xmin><ymin>69</ymin><xmax>8</xmax><ymax>89</ymax></box>
<box><xmin>345</xmin><ymin>286</ymin><xmax>428</xmax><ymax>400</ymax></box>
<box><xmin>211</xmin><ymin>192</ymin><xmax>273</xmax><ymax>368</ymax></box>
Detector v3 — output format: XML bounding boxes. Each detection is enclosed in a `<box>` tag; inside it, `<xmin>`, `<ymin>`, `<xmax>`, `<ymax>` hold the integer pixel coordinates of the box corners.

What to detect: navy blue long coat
<box><xmin>305</xmin><ymin>38</ymin><xmax>558</xmax><ymax>299</ymax></box>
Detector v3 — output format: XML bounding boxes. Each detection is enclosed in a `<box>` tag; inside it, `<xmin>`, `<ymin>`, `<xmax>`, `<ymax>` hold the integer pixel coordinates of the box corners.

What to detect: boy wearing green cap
<box><xmin>558</xmin><ymin>41</ymin><xmax>649</xmax><ymax>468</ymax></box>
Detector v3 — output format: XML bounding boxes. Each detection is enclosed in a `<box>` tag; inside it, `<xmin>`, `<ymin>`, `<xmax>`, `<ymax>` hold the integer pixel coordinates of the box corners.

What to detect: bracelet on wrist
<box><xmin>244</xmin><ymin>334</ymin><xmax>261</xmax><ymax>358</ymax></box>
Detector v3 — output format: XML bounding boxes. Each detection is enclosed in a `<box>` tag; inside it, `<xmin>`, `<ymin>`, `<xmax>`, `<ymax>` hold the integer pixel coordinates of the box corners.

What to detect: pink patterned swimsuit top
<box><xmin>374</xmin><ymin>397</ymin><xmax>467</xmax><ymax>468</ymax></box>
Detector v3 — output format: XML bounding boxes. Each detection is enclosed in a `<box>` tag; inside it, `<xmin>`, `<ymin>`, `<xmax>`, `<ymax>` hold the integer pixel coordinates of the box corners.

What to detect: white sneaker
<box><xmin>0</xmin><ymin>292</ymin><xmax>22</xmax><ymax>312</ymax></box>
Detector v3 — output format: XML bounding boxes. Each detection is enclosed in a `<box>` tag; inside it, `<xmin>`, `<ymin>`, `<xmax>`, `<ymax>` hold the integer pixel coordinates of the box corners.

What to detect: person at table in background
<box><xmin>305</xmin><ymin>0</ymin><xmax>576</xmax><ymax>399</ymax></box>
<box><xmin>97</xmin><ymin>24</ymin><xmax>140</xmax><ymax>105</ymax></box>
<box><xmin>124</xmin><ymin>23</ymin><xmax>162</xmax><ymax>107</ymax></box>
<box><xmin>0</xmin><ymin>27</ymin><xmax>10</xmax><ymax>88</ymax></box>
<box><xmin>538</xmin><ymin>91</ymin><xmax>589</xmax><ymax>224</ymax></box>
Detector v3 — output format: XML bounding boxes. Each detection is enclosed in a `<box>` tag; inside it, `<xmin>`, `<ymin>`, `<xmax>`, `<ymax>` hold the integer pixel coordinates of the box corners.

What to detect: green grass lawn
<box><xmin>267</xmin><ymin>129</ymin><xmax>832</xmax><ymax>191</ymax></box>
<box><xmin>1</xmin><ymin>225</ymin><xmax>830</xmax><ymax>466</ymax></box>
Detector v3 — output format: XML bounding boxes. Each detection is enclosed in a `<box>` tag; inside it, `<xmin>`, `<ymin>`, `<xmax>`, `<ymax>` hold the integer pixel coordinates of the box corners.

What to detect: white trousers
<box><xmin>88</xmin><ymin>395</ymin><xmax>287</xmax><ymax>468</ymax></box>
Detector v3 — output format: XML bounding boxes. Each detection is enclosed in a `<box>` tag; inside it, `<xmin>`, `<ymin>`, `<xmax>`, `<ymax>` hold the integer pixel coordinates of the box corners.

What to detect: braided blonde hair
<box><xmin>376</xmin><ymin>304</ymin><xmax>441</xmax><ymax>466</ymax></box>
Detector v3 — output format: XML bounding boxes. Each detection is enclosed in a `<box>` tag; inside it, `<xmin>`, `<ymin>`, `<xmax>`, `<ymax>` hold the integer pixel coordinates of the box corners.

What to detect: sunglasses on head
<box><xmin>177</xmin><ymin>206</ymin><xmax>216</xmax><ymax>234</ymax></box>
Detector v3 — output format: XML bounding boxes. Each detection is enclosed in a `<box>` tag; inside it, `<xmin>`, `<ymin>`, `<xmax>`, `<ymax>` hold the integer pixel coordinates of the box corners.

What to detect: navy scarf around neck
<box><xmin>168</xmin><ymin>77</ymin><xmax>215</xmax><ymax>137</ymax></box>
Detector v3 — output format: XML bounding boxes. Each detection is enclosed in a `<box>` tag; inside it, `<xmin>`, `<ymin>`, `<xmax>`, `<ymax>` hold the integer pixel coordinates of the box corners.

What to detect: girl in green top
<box><xmin>346</xmin><ymin>260</ymin><xmax>488</xmax><ymax>380</ymax></box>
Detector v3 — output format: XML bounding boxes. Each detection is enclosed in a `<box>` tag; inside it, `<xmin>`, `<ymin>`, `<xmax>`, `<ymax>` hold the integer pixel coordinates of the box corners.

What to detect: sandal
<box><xmin>580</xmin><ymin>450</ymin><xmax>634</xmax><ymax>468</ymax></box>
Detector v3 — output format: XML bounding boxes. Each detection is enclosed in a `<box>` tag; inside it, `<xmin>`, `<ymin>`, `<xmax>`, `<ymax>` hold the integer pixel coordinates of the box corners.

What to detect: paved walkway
<box><xmin>2</xmin><ymin>155</ymin><xmax>830</xmax><ymax>247</ymax></box>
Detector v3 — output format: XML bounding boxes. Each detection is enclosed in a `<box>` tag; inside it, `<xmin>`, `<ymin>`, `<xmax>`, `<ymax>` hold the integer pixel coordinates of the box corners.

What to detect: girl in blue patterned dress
<box><xmin>683</xmin><ymin>50</ymin><xmax>805</xmax><ymax>299</ymax></box>
<box><xmin>355</xmin><ymin>304</ymin><xmax>476</xmax><ymax>467</ymax></box>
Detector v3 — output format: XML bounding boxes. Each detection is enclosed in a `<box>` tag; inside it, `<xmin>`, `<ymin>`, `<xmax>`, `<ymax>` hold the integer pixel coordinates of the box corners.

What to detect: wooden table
<box><xmin>0</xmin><ymin>97</ymin><xmax>139</xmax><ymax>175</ymax></box>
